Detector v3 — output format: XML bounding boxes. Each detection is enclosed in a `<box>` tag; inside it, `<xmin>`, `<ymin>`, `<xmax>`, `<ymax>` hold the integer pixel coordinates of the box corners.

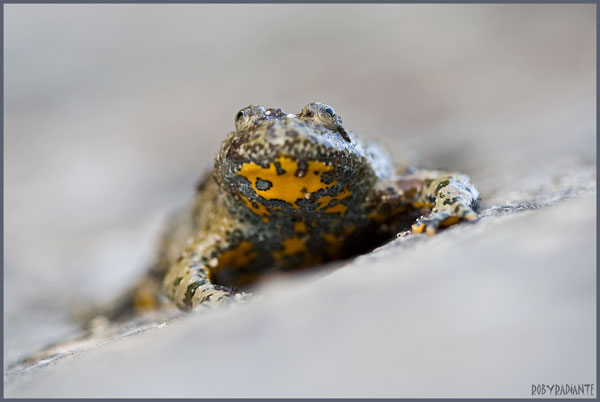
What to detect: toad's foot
<box><xmin>189</xmin><ymin>288</ymin><xmax>254</xmax><ymax>311</ymax></box>
<box><xmin>412</xmin><ymin>202</ymin><xmax>477</xmax><ymax>236</ymax></box>
<box><xmin>406</xmin><ymin>170</ymin><xmax>479</xmax><ymax>236</ymax></box>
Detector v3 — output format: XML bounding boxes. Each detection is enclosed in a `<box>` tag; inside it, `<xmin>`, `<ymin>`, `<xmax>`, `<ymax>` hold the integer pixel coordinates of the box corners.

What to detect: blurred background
<box><xmin>4</xmin><ymin>3</ymin><xmax>595</xmax><ymax>385</ymax></box>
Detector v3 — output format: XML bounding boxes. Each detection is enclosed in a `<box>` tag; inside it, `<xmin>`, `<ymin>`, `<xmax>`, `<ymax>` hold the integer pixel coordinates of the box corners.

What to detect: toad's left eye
<box><xmin>319</xmin><ymin>105</ymin><xmax>335</xmax><ymax>118</ymax></box>
<box><xmin>316</xmin><ymin>104</ymin><xmax>341</xmax><ymax>131</ymax></box>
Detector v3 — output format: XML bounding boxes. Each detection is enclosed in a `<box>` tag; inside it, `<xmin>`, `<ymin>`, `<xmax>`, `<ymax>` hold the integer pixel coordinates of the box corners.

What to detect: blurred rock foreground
<box><xmin>4</xmin><ymin>4</ymin><xmax>596</xmax><ymax>398</ymax></box>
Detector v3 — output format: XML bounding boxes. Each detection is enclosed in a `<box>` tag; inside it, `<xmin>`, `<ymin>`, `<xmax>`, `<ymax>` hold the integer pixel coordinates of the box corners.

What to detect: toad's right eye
<box><xmin>235</xmin><ymin>108</ymin><xmax>252</xmax><ymax>133</ymax></box>
<box><xmin>234</xmin><ymin>105</ymin><xmax>268</xmax><ymax>134</ymax></box>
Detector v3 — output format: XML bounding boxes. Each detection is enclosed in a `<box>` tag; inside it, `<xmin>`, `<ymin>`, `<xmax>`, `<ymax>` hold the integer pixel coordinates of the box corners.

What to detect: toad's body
<box><xmin>113</xmin><ymin>103</ymin><xmax>479</xmax><ymax>316</ymax></box>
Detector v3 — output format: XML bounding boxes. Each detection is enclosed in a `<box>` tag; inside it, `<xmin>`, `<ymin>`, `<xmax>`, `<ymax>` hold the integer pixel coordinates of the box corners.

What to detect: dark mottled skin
<box><xmin>107</xmin><ymin>103</ymin><xmax>480</xmax><ymax>317</ymax></box>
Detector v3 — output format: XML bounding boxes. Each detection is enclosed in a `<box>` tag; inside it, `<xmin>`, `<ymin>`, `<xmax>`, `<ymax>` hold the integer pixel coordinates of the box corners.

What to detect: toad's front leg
<box><xmin>408</xmin><ymin>170</ymin><xmax>480</xmax><ymax>235</ymax></box>
<box><xmin>163</xmin><ymin>237</ymin><xmax>254</xmax><ymax>310</ymax></box>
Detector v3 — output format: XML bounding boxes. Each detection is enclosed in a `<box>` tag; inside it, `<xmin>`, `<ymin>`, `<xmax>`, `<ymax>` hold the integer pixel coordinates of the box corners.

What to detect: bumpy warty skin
<box><xmin>116</xmin><ymin>102</ymin><xmax>479</xmax><ymax>313</ymax></box>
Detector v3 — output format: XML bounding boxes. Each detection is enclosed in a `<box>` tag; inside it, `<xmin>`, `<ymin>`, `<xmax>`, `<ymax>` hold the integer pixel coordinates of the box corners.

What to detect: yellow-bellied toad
<box><xmin>109</xmin><ymin>102</ymin><xmax>480</xmax><ymax>317</ymax></box>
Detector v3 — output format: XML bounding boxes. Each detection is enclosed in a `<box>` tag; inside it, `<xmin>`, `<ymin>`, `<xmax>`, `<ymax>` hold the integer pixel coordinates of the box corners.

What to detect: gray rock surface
<box><xmin>4</xmin><ymin>4</ymin><xmax>596</xmax><ymax>398</ymax></box>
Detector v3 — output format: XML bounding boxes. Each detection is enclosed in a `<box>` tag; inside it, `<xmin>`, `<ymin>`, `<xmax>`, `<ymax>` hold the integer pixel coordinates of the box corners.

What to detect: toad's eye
<box><xmin>234</xmin><ymin>104</ymin><xmax>267</xmax><ymax>133</ymax></box>
<box><xmin>234</xmin><ymin>107</ymin><xmax>252</xmax><ymax>133</ymax></box>
<box><xmin>322</xmin><ymin>106</ymin><xmax>335</xmax><ymax>116</ymax></box>
<box><xmin>317</xmin><ymin>104</ymin><xmax>340</xmax><ymax>130</ymax></box>
<box><xmin>318</xmin><ymin>104</ymin><xmax>336</xmax><ymax>119</ymax></box>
